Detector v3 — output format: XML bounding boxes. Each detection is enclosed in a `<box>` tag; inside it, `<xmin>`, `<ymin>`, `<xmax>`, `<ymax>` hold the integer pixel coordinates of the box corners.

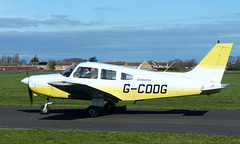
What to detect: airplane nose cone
<box><xmin>21</xmin><ymin>77</ymin><xmax>29</xmax><ymax>85</ymax></box>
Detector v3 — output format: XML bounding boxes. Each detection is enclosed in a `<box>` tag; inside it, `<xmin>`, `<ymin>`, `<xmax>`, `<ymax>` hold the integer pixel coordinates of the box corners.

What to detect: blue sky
<box><xmin>0</xmin><ymin>0</ymin><xmax>240</xmax><ymax>62</ymax></box>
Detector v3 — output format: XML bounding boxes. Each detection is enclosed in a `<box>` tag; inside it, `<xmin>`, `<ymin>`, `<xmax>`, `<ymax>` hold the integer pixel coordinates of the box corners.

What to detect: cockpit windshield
<box><xmin>60</xmin><ymin>64</ymin><xmax>77</xmax><ymax>77</ymax></box>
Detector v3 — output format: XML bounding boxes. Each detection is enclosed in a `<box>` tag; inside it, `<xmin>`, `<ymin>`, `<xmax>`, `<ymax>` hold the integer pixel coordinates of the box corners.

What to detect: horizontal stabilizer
<box><xmin>201</xmin><ymin>84</ymin><xmax>230</xmax><ymax>91</ymax></box>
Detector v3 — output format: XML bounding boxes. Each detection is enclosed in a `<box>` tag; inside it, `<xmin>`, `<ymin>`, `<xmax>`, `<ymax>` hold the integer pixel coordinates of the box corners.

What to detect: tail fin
<box><xmin>187</xmin><ymin>43</ymin><xmax>233</xmax><ymax>83</ymax></box>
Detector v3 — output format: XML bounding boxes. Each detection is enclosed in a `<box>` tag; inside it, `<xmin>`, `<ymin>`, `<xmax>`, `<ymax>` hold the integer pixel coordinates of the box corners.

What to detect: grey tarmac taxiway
<box><xmin>0</xmin><ymin>106</ymin><xmax>240</xmax><ymax>136</ymax></box>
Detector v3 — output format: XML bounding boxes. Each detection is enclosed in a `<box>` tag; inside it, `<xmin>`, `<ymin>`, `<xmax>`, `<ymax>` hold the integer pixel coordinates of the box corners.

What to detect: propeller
<box><xmin>26</xmin><ymin>69</ymin><xmax>33</xmax><ymax>105</ymax></box>
<box><xmin>21</xmin><ymin>66</ymin><xmax>33</xmax><ymax>105</ymax></box>
<box><xmin>28</xmin><ymin>84</ymin><xmax>33</xmax><ymax>105</ymax></box>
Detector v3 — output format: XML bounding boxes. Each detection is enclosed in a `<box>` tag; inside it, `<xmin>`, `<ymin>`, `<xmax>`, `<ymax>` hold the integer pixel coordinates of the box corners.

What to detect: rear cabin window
<box><xmin>73</xmin><ymin>67</ymin><xmax>98</xmax><ymax>79</ymax></box>
<box><xmin>121</xmin><ymin>73</ymin><xmax>133</xmax><ymax>80</ymax></box>
<box><xmin>101</xmin><ymin>69</ymin><xmax>116</xmax><ymax>80</ymax></box>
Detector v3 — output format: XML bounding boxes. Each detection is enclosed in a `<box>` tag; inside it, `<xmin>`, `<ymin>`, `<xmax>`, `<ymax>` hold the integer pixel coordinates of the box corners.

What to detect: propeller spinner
<box><xmin>21</xmin><ymin>73</ymin><xmax>33</xmax><ymax>105</ymax></box>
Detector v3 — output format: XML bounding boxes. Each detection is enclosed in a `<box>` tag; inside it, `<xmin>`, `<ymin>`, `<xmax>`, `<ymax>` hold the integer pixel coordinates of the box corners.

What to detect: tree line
<box><xmin>28</xmin><ymin>55</ymin><xmax>98</xmax><ymax>70</ymax></box>
<box><xmin>0</xmin><ymin>54</ymin><xmax>27</xmax><ymax>64</ymax></box>
<box><xmin>0</xmin><ymin>54</ymin><xmax>98</xmax><ymax>70</ymax></box>
<box><xmin>166</xmin><ymin>58</ymin><xmax>197</xmax><ymax>71</ymax></box>
<box><xmin>1</xmin><ymin>54</ymin><xmax>240</xmax><ymax>71</ymax></box>
<box><xmin>0</xmin><ymin>54</ymin><xmax>97</xmax><ymax>64</ymax></box>
<box><xmin>227</xmin><ymin>56</ymin><xmax>240</xmax><ymax>71</ymax></box>
<box><xmin>166</xmin><ymin>56</ymin><xmax>240</xmax><ymax>71</ymax></box>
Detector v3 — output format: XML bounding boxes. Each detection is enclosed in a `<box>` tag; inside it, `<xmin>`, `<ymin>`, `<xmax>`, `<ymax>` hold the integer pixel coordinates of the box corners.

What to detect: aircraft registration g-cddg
<box><xmin>21</xmin><ymin>42</ymin><xmax>233</xmax><ymax>117</ymax></box>
<box><xmin>123</xmin><ymin>84</ymin><xmax>167</xmax><ymax>94</ymax></box>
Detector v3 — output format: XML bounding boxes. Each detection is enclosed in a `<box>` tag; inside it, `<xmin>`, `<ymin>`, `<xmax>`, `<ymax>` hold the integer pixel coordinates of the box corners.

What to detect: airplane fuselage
<box><xmin>23</xmin><ymin>62</ymin><xmax>220</xmax><ymax>101</ymax></box>
<box><xmin>21</xmin><ymin>43</ymin><xmax>233</xmax><ymax>117</ymax></box>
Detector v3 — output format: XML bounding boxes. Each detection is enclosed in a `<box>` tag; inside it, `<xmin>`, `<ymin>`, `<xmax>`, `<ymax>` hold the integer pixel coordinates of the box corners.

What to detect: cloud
<box><xmin>94</xmin><ymin>7</ymin><xmax>121</xmax><ymax>11</ymax></box>
<box><xmin>0</xmin><ymin>27</ymin><xmax>239</xmax><ymax>62</ymax></box>
<box><xmin>0</xmin><ymin>14</ymin><xmax>240</xmax><ymax>62</ymax></box>
<box><xmin>0</xmin><ymin>15</ymin><xmax>104</xmax><ymax>28</ymax></box>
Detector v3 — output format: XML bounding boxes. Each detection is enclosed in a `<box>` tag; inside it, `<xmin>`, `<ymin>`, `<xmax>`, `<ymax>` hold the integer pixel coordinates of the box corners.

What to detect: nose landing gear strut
<box><xmin>40</xmin><ymin>98</ymin><xmax>52</xmax><ymax>114</ymax></box>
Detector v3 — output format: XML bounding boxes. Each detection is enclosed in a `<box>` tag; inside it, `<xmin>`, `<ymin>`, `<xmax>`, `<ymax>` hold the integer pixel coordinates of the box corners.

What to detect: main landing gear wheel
<box><xmin>87</xmin><ymin>105</ymin><xmax>99</xmax><ymax>118</ymax></box>
<box><xmin>40</xmin><ymin>105</ymin><xmax>50</xmax><ymax>114</ymax></box>
<box><xmin>104</xmin><ymin>102</ymin><xmax>116</xmax><ymax>114</ymax></box>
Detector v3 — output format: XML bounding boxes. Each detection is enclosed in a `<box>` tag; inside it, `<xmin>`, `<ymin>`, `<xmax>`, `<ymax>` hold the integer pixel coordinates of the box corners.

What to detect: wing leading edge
<box><xmin>48</xmin><ymin>80</ymin><xmax>120</xmax><ymax>102</ymax></box>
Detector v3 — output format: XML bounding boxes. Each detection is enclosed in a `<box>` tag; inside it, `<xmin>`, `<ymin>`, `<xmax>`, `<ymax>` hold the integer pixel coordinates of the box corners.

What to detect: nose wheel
<box><xmin>40</xmin><ymin>105</ymin><xmax>50</xmax><ymax>114</ymax></box>
<box><xmin>40</xmin><ymin>98</ymin><xmax>52</xmax><ymax>114</ymax></box>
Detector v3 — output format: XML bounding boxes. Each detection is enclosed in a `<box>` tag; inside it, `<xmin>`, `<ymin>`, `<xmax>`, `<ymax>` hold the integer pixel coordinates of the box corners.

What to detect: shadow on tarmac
<box><xmin>18</xmin><ymin>106</ymin><xmax>208</xmax><ymax>120</ymax></box>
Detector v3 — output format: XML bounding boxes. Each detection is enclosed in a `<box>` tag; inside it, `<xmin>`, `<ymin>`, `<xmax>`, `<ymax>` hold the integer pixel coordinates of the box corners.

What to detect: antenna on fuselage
<box><xmin>138</xmin><ymin>63</ymin><xmax>143</xmax><ymax>69</ymax></box>
<box><xmin>138</xmin><ymin>59</ymin><xmax>147</xmax><ymax>69</ymax></box>
<box><xmin>164</xmin><ymin>61</ymin><xmax>176</xmax><ymax>72</ymax></box>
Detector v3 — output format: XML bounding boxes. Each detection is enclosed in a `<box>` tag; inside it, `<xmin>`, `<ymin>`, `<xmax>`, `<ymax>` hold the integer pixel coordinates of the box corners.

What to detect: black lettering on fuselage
<box><xmin>161</xmin><ymin>85</ymin><xmax>167</xmax><ymax>94</ymax></box>
<box><xmin>138</xmin><ymin>84</ymin><xmax>145</xmax><ymax>93</ymax></box>
<box><xmin>153</xmin><ymin>84</ymin><xmax>160</xmax><ymax>94</ymax></box>
<box><xmin>145</xmin><ymin>84</ymin><xmax>152</xmax><ymax>93</ymax></box>
<box><xmin>123</xmin><ymin>84</ymin><xmax>168</xmax><ymax>94</ymax></box>
<box><xmin>123</xmin><ymin>84</ymin><xmax>130</xmax><ymax>93</ymax></box>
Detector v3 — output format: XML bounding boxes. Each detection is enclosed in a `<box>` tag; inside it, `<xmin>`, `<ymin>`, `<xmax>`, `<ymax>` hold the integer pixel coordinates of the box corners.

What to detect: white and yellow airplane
<box><xmin>21</xmin><ymin>42</ymin><xmax>233</xmax><ymax>117</ymax></box>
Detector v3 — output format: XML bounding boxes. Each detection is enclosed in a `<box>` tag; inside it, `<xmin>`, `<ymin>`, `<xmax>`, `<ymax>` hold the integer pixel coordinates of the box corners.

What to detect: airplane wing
<box><xmin>48</xmin><ymin>80</ymin><xmax>120</xmax><ymax>101</ymax></box>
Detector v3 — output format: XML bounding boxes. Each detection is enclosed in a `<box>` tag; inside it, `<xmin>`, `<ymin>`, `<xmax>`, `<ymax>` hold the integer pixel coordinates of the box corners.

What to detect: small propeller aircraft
<box><xmin>21</xmin><ymin>42</ymin><xmax>233</xmax><ymax>117</ymax></box>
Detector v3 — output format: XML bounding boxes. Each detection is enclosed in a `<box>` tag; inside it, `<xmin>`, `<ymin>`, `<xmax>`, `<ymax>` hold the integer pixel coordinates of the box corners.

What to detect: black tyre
<box><xmin>40</xmin><ymin>105</ymin><xmax>50</xmax><ymax>114</ymax></box>
<box><xmin>87</xmin><ymin>105</ymin><xmax>99</xmax><ymax>117</ymax></box>
<box><xmin>104</xmin><ymin>102</ymin><xmax>116</xmax><ymax>114</ymax></box>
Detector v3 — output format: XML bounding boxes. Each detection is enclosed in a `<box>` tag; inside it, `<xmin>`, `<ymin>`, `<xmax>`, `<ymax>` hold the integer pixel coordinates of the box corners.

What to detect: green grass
<box><xmin>0</xmin><ymin>73</ymin><xmax>240</xmax><ymax>110</ymax></box>
<box><xmin>1</xmin><ymin>74</ymin><xmax>240</xmax><ymax>142</ymax></box>
<box><xmin>0</xmin><ymin>74</ymin><xmax>91</xmax><ymax>107</ymax></box>
<box><xmin>225</xmin><ymin>71</ymin><xmax>240</xmax><ymax>74</ymax></box>
<box><xmin>0</xmin><ymin>129</ymin><xmax>240</xmax><ymax>144</ymax></box>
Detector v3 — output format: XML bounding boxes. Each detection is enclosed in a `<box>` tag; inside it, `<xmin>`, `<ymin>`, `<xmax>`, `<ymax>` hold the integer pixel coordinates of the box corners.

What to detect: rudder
<box><xmin>187</xmin><ymin>43</ymin><xmax>233</xmax><ymax>83</ymax></box>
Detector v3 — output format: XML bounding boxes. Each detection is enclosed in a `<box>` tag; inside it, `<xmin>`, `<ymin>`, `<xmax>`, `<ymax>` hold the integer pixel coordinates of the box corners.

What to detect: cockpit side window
<box><xmin>121</xmin><ymin>73</ymin><xmax>133</xmax><ymax>80</ymax></box>
<box><xmin>60</xmin><ymin>64</ymin><xmax>77</xmax><ymax>77</ymax></box>
<box><xmin>73</xmin><ymin>67</ymin><xmax>98</xmax><ymax>79</ymax></box>
<box><xmin>101</xmin><ymin>69</ymin><xmax>116</xmax><ymax>80</ymax></box>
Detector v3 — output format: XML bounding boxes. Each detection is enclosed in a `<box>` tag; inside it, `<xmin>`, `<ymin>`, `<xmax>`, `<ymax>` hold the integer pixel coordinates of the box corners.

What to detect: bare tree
<box><xmin>185</xmin><ymin>59</ymin><xmax>197</xmax><ymax>70</ymax></box>
<box><xmin>236</xmin><ymin>56</ymin><xmax>240</xmax><ymax>68</ymax></box>
<box><xmin>7</xmin><ymin>55</ymin><xmax>12</xmax><ymax>63</ymax></box>
<box><xmin>13</xmin><ymin>53</ymin><xmax>20</xmax><ymax>63</ymax></box>
<box><xmin>228</xmin><ymin>56</ymin><xmax>236</xmax><ymax>65</ymax></box>
<box><xmin>169</xmin><ymin>58</ymin><xmax>197</xmax><ymax>71</ymax></box>
<box><xmin>227</xmin><ymin>56</ymin><xmax>240</xmax><ymax>70</ymax></box>
<box><xmin>1</xmin><ymin>55</ymin><xmax>6</xmax><ymax>63</ymax></box>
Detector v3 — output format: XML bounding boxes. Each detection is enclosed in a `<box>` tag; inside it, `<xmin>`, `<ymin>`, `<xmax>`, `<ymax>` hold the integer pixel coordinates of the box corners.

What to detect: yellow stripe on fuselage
<box><xmin>30</xmin><ymin>86</ymin><xmax>69</xmax><ymax>98</ymax></box>
<box><xmin>96</xmin><ymin>86</ymin><xmax>205</xmax><ymax>101</ymax></box>
<box><xmin>30</xmin><ymin>85</ymin><xmax>219</xmax><ymax>101</ymax></box>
